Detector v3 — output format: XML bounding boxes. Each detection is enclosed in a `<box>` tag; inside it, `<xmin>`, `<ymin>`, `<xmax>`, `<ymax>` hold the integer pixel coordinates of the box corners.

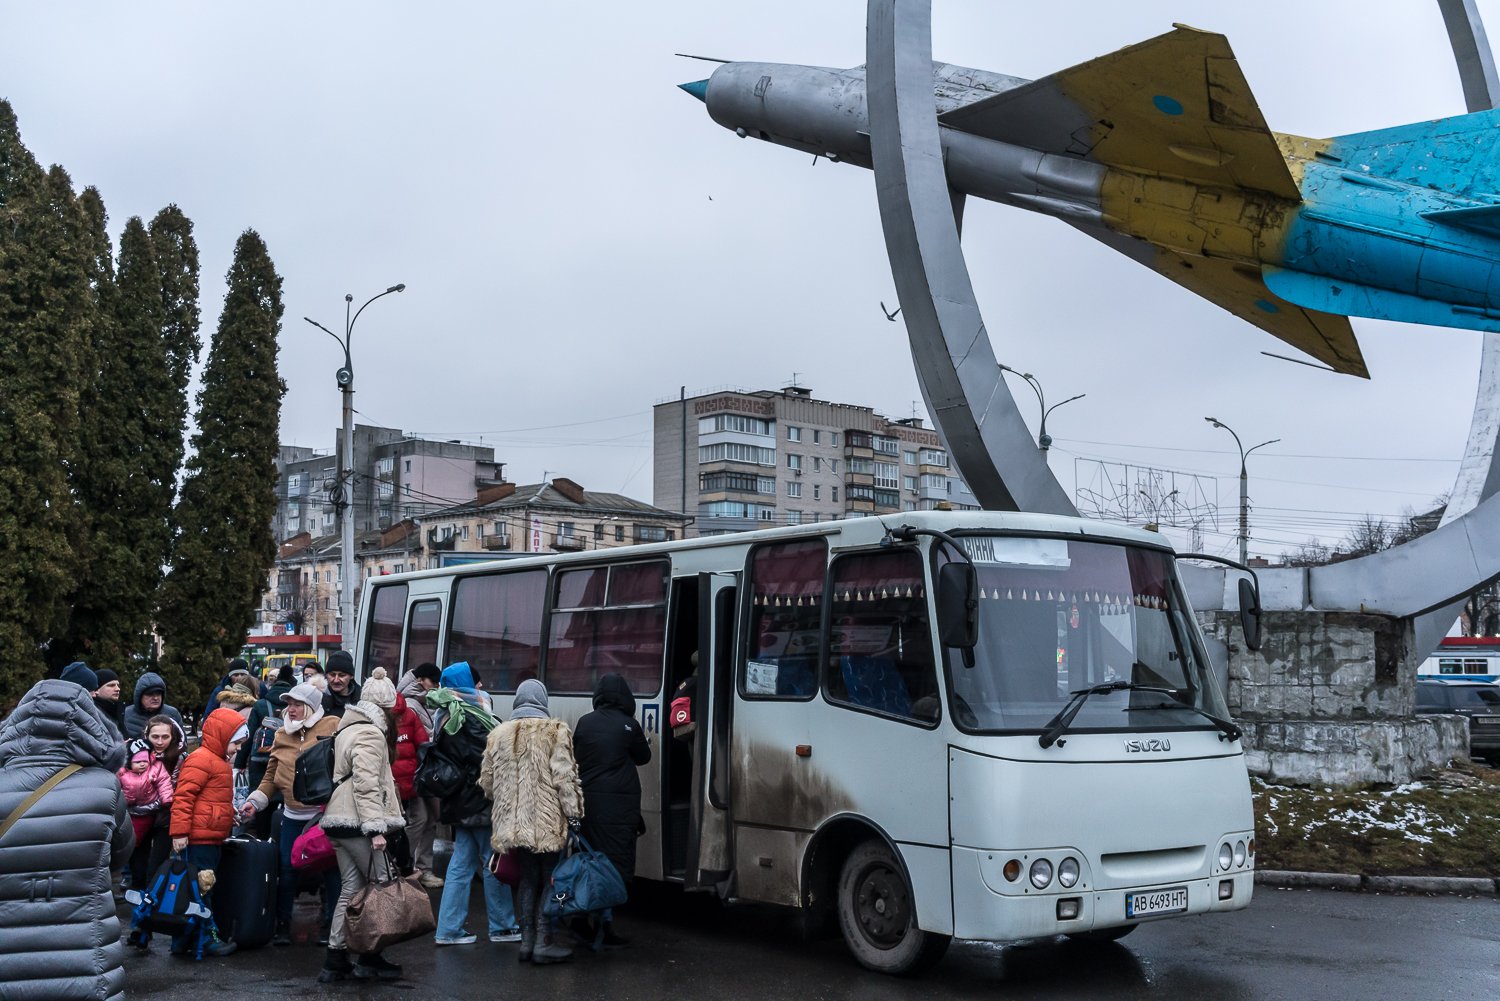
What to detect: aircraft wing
<box><xmin>1065</xmin><ymin>221</ymin><xmax>1370</xmax><ymax>377</ymax></box>
<box><xmin>939</xmin><ymin>25</ymin><xmax>1302</xmax><ymax>200</ymax></box>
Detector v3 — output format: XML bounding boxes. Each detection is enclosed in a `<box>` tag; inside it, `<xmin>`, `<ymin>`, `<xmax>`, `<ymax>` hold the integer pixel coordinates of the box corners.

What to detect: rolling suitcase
<box><xmin>211</xmin><ymin>834</ymin><xmax>278</xmax><ymax>948</ymax></box>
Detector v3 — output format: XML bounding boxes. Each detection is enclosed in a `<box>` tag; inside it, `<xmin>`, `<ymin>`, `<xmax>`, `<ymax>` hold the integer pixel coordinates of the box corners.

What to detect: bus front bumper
<box><xmin>950</xmin><ymin>846</ymin><xmax>1254</xmax><ymax>941</ymax></box>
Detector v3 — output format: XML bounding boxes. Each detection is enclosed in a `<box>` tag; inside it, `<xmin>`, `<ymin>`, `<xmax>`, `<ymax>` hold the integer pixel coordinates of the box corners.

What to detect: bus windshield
<box><xmin>944</xmin><ymin>535</ymin><xmax>1228</xmax><ymax>734</ymax></box>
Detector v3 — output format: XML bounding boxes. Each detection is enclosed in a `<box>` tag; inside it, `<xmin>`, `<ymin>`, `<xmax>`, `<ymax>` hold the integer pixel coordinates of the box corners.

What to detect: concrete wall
<box><xmin>1198</xmin><ymin>610</ymin><xmax>1470</xmax><ymax>787</ymax></box>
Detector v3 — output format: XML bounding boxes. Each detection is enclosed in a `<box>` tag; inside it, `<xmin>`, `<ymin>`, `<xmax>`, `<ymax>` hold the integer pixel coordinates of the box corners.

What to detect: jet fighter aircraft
<box><xmin>683</xmin><ymin>25</ymin><xmax>1500</xmax><ymax>378</ymax></box>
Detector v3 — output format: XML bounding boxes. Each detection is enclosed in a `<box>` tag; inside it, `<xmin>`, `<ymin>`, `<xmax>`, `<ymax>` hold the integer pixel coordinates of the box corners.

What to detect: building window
<box><xmin>462</xmin><ymin>526</ymin><xmax>470</xmax><ymax>540</ymax></box>
<box><xmin>616</xmin><ymin>525</ymin><xmax>625</xmax><ymax>541</ymax></box>
<box><xmin>759</xmin><ymin>508</ymin><xmax>774</xmax><ymax>521</ymax></box>
<box><xmin>787</xmin><ymin>510</ymin><xmax>802</xmax><ymax>525</ymax></box>
<box><xmin>787</xmin><ymin>426</ymin><xmax>802</xmax><ymax>442</ymax></box>
<box><xmin>813</xmin><ymin>457</ymin><xmax>821</xmax><ymax>472</ymax></box>
<box><xmin>921</xmin><ymin>473</ymin><xmax>949</xmax><ymax>491</ymax></box>
<box><xmin>813</xmin><ymin>430</ymin><xmax>821</xmax><ymax>444</ymax></box>
<box><xmin>636</xmin><ymin>525</ymin><xmax>670</xmax><ymax>543</ymax></box>
<box><xmin>831</xmin><ymin>433</ymin><xmax>840</xmax><ymax>447</ymax></box>
<box><xmin>558</xmin><ymin>522</ymin><xmax>575</xmax><ymax>537</ymax></box>
<box><xmin>787</xmin><ymin>454</ymin><xmax>802</xmax><ymax>471</ymax></box>
<box><xmin>288</xmin><ymin>473</ymin><xmax>303</xmax><ymax>491</ymax></box>
<box><xmin>903</xmin><ymin>450</ymin><xmax>917</xmax><ymax>465</ymax></box>
<box><xmin>904</xmin><ymin>475</ymin><xmax>918</xmax><ymax>491</ymax></box>
<box><xmin>921</xmin><ymin>449</ymin><xmax>949</xmax><ymax>467</ymax></box>
<box><xmin>787</xmin><ymin>481</ymin><xmax>802</xmax><ymax>498</ymax></box>
<box><xmin>403</xmin><ymin>484</ymin><xmax>411</xmax><ymax>496</ymax></box>
<box><xmin>700</xmin><ymin>471</ymin><xmax>777</xmax><ymax>494</ymax></box>
<box><xmin>849</xmin><ymin>457</ymin><xmax>873</xmax><ymax>474</ymax></box>
<box><xmin>699</xmin><ymin>414</ymin><xmax>774</xmax><ymax>436</ymax></box>
<box><xmin>846</xmin><ymin>432</ymin><xmax>872</xmax><ymax>449</ymax></box>
<box><xmin>832</xmin><ymin>486</ymin><xmax>839</xmax><ymax>503</ymax></box>
<box><xmin>830</xmin><ymin>459</ymin><xmax>839</xmax><ymax>473</ymax></box>
<box><xmin>874</xmin><ymin>461</ymin><xmax>899</xmax><ymax>489</ymax></box>
<box><xmin>875</xmin><ymin>489</ymin><xmax>900</xmax><ymax>508</ymax></box>
<box><xmin>594</xmin><ymin>523</ymin><xmax>604</xmax><ymax>540</ymax></box>
<box><xmin>699</xmin><ymin>443</ymin><xmax>776</xmax><ymax>466</ymax></box>
<box><xmin>875</xmin><ymin>436</ymin><xmax>899</xmax><ymax>455</ymax></box>
<box><xmin>701</xmin><ymin>501</ymin><xmax>773</xmax><ymax>520</ymax></box>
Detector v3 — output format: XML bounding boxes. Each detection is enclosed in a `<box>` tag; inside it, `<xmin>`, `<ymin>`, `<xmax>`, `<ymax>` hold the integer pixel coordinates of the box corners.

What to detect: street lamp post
<box><xmin>1138</xmin><ymin>488</ymin><xmax>1179</xmax><ymax>532</ymax></box>
<box><xmin>1205</xmin><ymin>417</ymin><xmax>1279</xmax><ymax>564</ymax></box>
<box><xmin>305</xmin><ymin>283</ymin><xmax>405</xmax><ymax>647</ymax></box>
<box><xmin>998</xmin><ymin>363</ymin><xmax>1085</xmax><ymax>459</ymax></box>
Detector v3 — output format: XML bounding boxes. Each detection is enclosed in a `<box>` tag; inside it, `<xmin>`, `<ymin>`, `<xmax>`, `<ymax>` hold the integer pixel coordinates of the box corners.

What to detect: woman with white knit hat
<box><xmin>315</xmin><ymin>667</ymin><xmax>407</xmax><ymax>983</ymax></box>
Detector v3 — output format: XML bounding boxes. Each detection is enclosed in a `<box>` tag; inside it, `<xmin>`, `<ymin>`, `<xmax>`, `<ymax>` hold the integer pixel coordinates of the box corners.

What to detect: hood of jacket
<box><xmin>0</xmin><ymin>679</ymin><xmax>127</xmax><ymax>772</ymax></box>
<box><xmin>592</xmin><ymin>673</ymin><xmax>635</xmax><ymax>714</ymax></box>
<box><xmin>343</xmin><ymin>700</ymin><xmax>391</xmax><ymax>732</ymax></box>
<box><xmin>511</xmin><ymin>678</ymin><xmax>550</xmax><ymax>720</ymax></box>
<box><xmin>132</xmin><ymin>671</ymin><xmax>168</xmax><ymax>708</ymax></box>
<box><xmin>199</xmin><ymin>707</ymin><xmax>243</xmax><ymax>758</ymax></box>
<box><xmin>440</xmin><ymin>661</ymin><xmax>478</xmax><ymax>693</ymax></box>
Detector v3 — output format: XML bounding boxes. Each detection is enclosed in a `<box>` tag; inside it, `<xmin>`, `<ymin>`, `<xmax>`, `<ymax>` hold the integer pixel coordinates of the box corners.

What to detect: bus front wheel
<box><xmin>836</xmin><ymin>840</ymin><xmax>950</xmax><ymax>975</ymax></box>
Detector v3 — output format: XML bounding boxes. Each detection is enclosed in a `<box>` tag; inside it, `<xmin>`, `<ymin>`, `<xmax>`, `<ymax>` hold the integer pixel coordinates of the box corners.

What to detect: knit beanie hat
<box><xmin>95</xmin><ymin>668</ymin><xmax>120</xmax><ymax>688</ymax></box>
<box><xmin>361</xmin><ymin>666</ymin><xmax>397</xmax><ymax>708</ymax></box>
<box><xmin>325</xmin><ymin>650</ymin><xmax>355</xmax><ymax>676</ymax></box>
<box><xmin>60</xmin><ymin>661</ymin><xmax>99</xmax><ymax>692</ymax></box>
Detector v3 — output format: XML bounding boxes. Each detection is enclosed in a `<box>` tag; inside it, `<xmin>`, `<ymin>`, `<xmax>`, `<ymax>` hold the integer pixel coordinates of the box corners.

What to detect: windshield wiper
<box><xmin>1037</xmin><ymin>680</ymin><xmax>1178</xmax><ymax>749</ymax></box>
<box><xmin>1135</xmin><ymin>696</ymin><xmax>1243</xmax><ymax>742</ymax></box>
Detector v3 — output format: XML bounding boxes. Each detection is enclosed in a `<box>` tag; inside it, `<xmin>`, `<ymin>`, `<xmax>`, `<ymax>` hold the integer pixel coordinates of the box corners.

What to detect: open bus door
<box><xmin>684</xmin><ymin>571</ymin><xmax>737</xmax><ymax>895</ymax></box>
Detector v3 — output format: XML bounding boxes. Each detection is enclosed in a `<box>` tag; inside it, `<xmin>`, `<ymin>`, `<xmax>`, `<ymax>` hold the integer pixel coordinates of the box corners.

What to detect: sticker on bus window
<box><xmin>745</xmin><ymin>660</ymin><xmax>780</xmax><ymax>695</ymax></box>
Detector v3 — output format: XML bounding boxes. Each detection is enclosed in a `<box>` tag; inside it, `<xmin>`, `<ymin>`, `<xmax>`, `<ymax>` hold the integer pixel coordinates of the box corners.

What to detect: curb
<box><xmin>1255</xmin><ymin>869</ymin><xmax>1498</xmax><ymax>895</ymax></box>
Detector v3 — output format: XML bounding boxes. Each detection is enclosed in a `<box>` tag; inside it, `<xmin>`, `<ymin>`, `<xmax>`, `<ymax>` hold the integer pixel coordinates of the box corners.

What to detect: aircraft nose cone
<box><xmin>678</xmin><ymin>79</ymin><xmax>709</xmax><ymax>103</ymax></box>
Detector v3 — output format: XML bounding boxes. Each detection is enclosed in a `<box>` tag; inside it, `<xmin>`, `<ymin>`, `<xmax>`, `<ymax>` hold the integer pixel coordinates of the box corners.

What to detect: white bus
<box><xmin>353</xmin><ymin>511</ymin><xmax>1259</xmax><ymax>974</ymax></box>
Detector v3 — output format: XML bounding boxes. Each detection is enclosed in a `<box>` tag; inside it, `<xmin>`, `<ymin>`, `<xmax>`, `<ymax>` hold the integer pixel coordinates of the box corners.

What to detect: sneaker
<box><xmin>436</xmin><ymin>933</ymin><xmax>478</xmax><ymax>946</ymax></box>
<box><xmin>489</xmin><ymin>928</ymin><xmax>522</xmax><ymax>943</ymax></box>
<box><xmin>419</xmin><ymin>872</ymin><xmax>445</xmax><ymax>889</ymax></box>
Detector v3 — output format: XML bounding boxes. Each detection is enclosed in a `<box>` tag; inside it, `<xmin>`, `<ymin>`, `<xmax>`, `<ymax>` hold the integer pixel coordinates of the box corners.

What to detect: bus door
<box><xmin>684</xmin><ymin>572</ymin><xmax>737</xmax><ymax>894</ymax></box>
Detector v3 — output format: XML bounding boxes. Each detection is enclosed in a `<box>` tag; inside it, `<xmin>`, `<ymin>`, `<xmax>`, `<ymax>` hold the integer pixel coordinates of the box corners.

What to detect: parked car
<box><xmin>1415</xmin><ymin>679</ymin><xmax>1500</xmax><ymax>763</ymax></box>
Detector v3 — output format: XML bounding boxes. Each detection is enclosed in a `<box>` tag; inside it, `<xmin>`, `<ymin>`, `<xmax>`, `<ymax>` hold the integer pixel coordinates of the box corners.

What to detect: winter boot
<box><xmin>317</xmin><ymin>948</ymin><xmax>354</xmax><ymax>983</ymax></box>
<box><xmin>272</xmin><ymin>920</ymin><xmax>291</xmax><ymax>946</ymax></box>
<box><xmin>352</xmin><ymin>952</ymin><xmax>403</xmax><ymax>979</ymax></box>
<box><xmin>531</xmin><ymin>917</ymin><xmax>573</xmax><ymax>965</ymax></box>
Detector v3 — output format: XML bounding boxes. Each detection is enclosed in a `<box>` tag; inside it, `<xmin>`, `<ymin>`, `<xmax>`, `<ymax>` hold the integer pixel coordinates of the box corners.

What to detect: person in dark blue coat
<box><xmin>570</xmin><ymin>673</ymin><xmax>651</xmax><ymax>946</ymax></box>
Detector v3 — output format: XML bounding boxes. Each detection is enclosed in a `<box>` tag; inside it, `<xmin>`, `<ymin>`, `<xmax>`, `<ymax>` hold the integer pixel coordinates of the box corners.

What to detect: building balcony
<box><xmin>428</xmin><ymin>532</ymin><xmax>457</xmax><ymax>551</ymax></box>
<box><xmin>276</xmin><ymin>581</ymin><xmax>296</xmax><ymax>595</ymax></box>
<box><xmin>552</xmin><ymin>534</ymin><xmax>586</xmax><ymax>551</ymax></box>
<box><xmin>483</xmin><ymin>534</ymin><xmax>512</xmax><ymax>551</ymax></box>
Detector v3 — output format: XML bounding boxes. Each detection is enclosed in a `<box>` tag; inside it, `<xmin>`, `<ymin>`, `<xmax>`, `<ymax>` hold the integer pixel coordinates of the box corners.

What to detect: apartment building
<box><xmin>272</xmin><ymin>425</ymin><xmax>504</xmax><ymax>542</ymax></box>
<box><xmin>653</xmin><ymin>385</ymin><xmax>978</xmax><ymax>536</ymax></box>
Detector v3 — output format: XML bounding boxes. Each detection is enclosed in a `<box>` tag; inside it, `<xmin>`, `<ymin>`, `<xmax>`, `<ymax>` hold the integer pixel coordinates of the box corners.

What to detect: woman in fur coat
<box><xmin>478</xmin><ymin>679</ymin><xmax>583</xmax><ymax>965</ymax></box>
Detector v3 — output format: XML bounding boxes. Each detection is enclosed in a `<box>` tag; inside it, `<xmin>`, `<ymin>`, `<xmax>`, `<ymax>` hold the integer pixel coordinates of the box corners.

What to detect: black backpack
<box><xmin>249</xmin><ymin>712</ymin><xmax>283</xmax><ymax>766</ymax></box>
<box><xmin>292</xmin><ymin>720</ymin><xmax>370</xmax><ymax>805</ymax></box>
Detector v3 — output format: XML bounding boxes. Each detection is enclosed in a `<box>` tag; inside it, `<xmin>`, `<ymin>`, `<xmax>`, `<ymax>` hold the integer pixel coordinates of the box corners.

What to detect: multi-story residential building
<box><xmin>254</xmin><ymin>478</ymin><xmax>690</xmax><ymax>642</ymax></box>
<box><xmin>272</xmin><ymin>425</ymin><xmax>505</xmax><ymax>543</ymax></box>
<box><xmin>421</xmin><ymin>478</ymin><xmax>693</xmax><ymax>557</ymax></box>
<box><xmin>653</xmin><ymin>385</ymin><xmax>978</xmax><ymax>535</ymax></box>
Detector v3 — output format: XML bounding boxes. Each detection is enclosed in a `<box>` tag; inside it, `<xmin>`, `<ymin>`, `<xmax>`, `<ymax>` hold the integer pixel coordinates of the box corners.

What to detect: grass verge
<box><xmin>1252</xmin><ymin>761</ymin><xmax>1500</xmax><ymax>877</ymax></box>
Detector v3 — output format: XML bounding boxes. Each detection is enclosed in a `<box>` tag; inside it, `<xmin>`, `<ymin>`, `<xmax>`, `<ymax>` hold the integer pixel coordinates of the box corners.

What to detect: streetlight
<box><xmin>1139</xmin><ymin>488</ymin><xmax>1179</xmax><ymax>532</ymax></box>
<box><xmin>305</xmin><ymin>283</ymin><xmax>405</xmax><ymax>647</ymax></box>
<box><xmin>999</xmin><ymin>363</ymin><xmax>1085</xmax><ymax>458</ymax></box>
<box><xmin>1205</xmin><ymin>417</ymin><xmax>1279</xmax><ymax>564</ymax></box>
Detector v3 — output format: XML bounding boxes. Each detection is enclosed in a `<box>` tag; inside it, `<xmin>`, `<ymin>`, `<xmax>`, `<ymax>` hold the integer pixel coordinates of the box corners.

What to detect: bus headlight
<box><xmin>1233</xmin><ymin>840</ymin><xmax>1247</xmax><ymax>867</ymax></box>
<box><xmin>1057</xmin><ymin>857</ymin><xmax>1080</xmax><ymax>888</ymax></box>
<box><xmin>1029</xmin><ymin>858</ymin><xmax>1053</xmax><ymax>889</ymax></box>
<box><xmin>1217</xmin><ymin>842</ymin><xmax>1234</xmax><ymax>871</ymax></box>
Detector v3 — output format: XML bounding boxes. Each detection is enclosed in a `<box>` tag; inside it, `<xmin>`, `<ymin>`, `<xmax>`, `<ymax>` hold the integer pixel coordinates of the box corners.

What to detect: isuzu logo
<box><xmin>1123</xmin><ymin>738</ymin><xmax>1171</xmax><ymax>753</ymax></box>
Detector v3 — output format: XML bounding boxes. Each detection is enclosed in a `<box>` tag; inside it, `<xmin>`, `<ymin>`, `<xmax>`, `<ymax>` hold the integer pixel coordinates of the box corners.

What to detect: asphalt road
<box><xmin>121</xmin><ymin>881</ymin><xmax>1498</xmax><ymax>1001</ymax></box>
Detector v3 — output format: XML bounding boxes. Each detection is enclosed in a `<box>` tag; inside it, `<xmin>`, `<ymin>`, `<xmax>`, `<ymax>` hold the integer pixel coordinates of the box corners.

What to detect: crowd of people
<box><xmin>0</xmin><ymin>654</ymin><xmax>653</xmax><ymax>998</ymax></box>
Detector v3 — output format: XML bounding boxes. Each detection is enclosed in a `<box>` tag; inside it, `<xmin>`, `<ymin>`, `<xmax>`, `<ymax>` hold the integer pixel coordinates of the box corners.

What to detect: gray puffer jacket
<box><xmin>0</xmin><ymin>680</ymin><xmax>132</xmax><ymax>1001</ymax></box>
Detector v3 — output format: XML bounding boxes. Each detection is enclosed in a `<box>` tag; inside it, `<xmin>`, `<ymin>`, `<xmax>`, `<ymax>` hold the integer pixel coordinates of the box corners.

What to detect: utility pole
<box><xmin>1205</xmin><ymin>417</ymin><xmax>1279</xmax><ymax>564</ymax></box>
<box><xmin>306</xmin><ymin>283</ymin><xmax>405</xmax><ymax>648</ymax></box>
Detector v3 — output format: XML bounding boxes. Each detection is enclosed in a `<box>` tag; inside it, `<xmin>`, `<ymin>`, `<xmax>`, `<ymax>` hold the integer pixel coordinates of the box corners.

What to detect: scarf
<box><xmin>425</xmin><ymin>686</ymin><xmax>500</xmax><ymax>736</ymax></box>
<box><xmin>283</xmin><ymin>705</ymin><xmax>325</xmax><ymax>735</ymax></box>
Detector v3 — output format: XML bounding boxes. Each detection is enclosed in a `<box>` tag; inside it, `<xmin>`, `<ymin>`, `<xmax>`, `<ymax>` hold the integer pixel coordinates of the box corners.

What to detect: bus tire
<box><xmin>1066</xmin><ymin>924</ymin><xmax>1137</xmax><ymax>943</ymax></box>
<box><xmin>836</xmin><ymin>840</ymin><xmax>950</xmax><ymax>975</ymax></box>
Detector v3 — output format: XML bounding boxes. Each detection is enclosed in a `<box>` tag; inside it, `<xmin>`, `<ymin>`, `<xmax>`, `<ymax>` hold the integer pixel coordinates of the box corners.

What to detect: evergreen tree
<box><xmin>67</xmin><ymin>217</ymin><xmax>176</xmax><ymax>669</ymax></box>
<box><xmin>0</xmin><ymin>102</ymin><xmax>90</xmax><ymax>706</ymax></box>
<box><xmin>158</xmin><ymin>230</ymin><xmax>284</xmax><ymax>703</ymax></box>
<box><xmin>149</xmin><ymin>204</ymin><xmax>201</xmax><ymax>465</ymax></box>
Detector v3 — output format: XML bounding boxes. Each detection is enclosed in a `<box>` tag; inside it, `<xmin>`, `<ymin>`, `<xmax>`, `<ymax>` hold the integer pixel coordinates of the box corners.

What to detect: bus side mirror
<box><xmin>1237</xmin><ymin>577</ymin><xmax>1263</xmax><ymax>652</ymax></box>
<box><xmin>938</xmin><ymin>562</ymin><xmax>979</xmax><ymax>660</ymax></box>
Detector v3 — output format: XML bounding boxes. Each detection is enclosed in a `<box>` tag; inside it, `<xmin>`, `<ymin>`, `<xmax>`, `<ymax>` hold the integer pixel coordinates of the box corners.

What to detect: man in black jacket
<box><xmin>571</xmin><ymin>673</ymin><xmax>652</xmax><ymax>946</ymax></box>
<box><xmin>321</xmin><ymin>651</ymin><xmax>362</xmax><ymax>717</ymax></box>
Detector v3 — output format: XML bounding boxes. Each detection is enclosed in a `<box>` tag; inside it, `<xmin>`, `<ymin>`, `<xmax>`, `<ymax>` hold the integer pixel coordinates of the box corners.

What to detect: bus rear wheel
<box><xmin>836</xmin><ymin>840</ymin><xmax>950</xmax><ymax>975</ymax></box>
<box><xmin>1066</xmin><ymin>924</ymin><xmax>1137</xmax><ymax>943</ymax></box>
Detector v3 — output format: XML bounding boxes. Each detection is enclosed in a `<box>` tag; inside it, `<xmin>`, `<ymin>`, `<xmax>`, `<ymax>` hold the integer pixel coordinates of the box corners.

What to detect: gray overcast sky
<box><xmin>2</xmin><ymin>1</ymin><xmax>1493</xmax><ymax>559</ymax></box>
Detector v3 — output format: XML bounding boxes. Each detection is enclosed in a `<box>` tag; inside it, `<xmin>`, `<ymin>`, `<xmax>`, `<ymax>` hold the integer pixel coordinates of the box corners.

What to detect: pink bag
<box><xmin>292</xmin><ymin>820</ymin><xmax>337</xmax><ymax>873</ymax></box>
<box><xmin>487</xmin><ymin>847</ymin><xmax>520</xmax><ymax>887</ymax></box>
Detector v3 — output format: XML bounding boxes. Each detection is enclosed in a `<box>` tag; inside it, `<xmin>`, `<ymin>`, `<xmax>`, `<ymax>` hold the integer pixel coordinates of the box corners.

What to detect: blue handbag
<box><xmin>542</xmin><ymin>832</ymin><xmax>628</xmax><ymax>919</ymax></box>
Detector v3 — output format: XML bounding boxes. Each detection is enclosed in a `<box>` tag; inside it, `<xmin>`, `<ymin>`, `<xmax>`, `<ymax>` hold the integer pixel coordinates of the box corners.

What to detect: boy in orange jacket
<box><xmin>167</xmin><ymin>706</ymin><xmax>243</xmax><ymax>957</ymax></box>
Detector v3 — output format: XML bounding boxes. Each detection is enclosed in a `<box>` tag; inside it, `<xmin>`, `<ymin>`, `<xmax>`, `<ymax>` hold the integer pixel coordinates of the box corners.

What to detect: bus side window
<box><xmin>743</xmin><ymin>539</ymin><xmax>826</xmax><ymax>700</ymax></box>
<box><xmin>363</xmin><ymin>584</ymin><xmax>409</xmax><ymax>676</ymax></box>
<box><xmin>825</xmin><ymin>549</ymin><xmax>939</xmax><ymax>724</ymax></box>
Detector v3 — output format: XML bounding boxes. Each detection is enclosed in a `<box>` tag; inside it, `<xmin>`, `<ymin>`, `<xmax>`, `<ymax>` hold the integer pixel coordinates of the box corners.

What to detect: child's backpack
<box><xmin>126</xmin><ymin>855</ymin><xmax>217</xmax><ymax>959</ymax></box>
<box><xmin>249</xmin><ymin>713</ymin><xmax>283</xmax><ymax>767</ymax></box>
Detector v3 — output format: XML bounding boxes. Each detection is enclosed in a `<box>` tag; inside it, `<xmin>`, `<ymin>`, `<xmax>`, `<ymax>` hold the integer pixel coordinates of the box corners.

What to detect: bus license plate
<box><xmin>1125</xmin><ymin>886</ymin><xmax>1188</xmax><ymax>918</ymax></box>
<box><xmin>1474</xmin><ymin>716</ymin><xmax>1500</xmax><ymax>725</ymax></box>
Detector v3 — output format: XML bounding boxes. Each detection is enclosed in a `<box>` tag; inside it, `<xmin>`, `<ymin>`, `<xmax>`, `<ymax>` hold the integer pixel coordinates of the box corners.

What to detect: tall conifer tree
<box><xmin>149</xmin><ymin>205</ymin><xmax>201</xmax><ymax>471</ymax></box>
<box><xmin>0</xmin><ymin>103</ymin><xmax>90</xmax><ymax>704</ymax></box>
<box><xmin>68</xmin><ymin>218</ymin><xmax>177</xmax><ymax>667</ymax></box>
<box><xmin>158</xmin><ymin>231</ymin><xmax>284</xmax><ymax>701</ymax></box>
